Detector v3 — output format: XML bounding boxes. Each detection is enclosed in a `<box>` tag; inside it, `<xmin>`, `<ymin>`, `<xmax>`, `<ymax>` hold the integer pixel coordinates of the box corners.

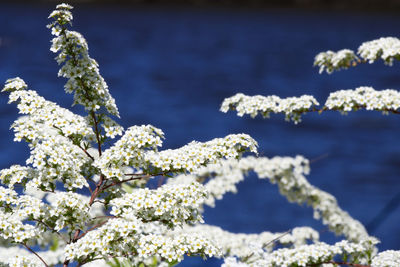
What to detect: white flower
<box><xmin>220</xmin><ymin>93</ymin><xmax>319</xmax><ymax>124</ymax></box>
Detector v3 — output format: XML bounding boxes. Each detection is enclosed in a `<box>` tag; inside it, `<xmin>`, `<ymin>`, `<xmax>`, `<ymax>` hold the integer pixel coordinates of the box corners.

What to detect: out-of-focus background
<box><xmin>1</xmin><ymin>1</ymin><xmax>399</xmax><ymax>266</ymax></box>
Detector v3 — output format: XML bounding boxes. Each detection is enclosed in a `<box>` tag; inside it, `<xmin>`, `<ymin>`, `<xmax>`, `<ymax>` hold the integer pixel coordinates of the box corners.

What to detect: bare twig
<box><xmin>309</xmin><ymin>153</ymin><xmax>330</xmax><ymax>164</ymax></box>
<box><xmin>76</xmin><ymin>218</ymin><xmax>111</xmax><ymax>240</ymax></box>
<box><xmin>101</xmin><ymin>174</ymin><xmax>153</xmax><ymax>191</ymax></box>
<box><xmin>262</xmin><ymin>229</ymin><xmax>291</xmax><ymax>249</ymax></box>
<box><xmin>242</xmin><ymin>229</ymin><xmax>292</xmax><ymax>263</ymax></box>
<box><xmin>23</xmin><ymin>243</ymin><xmax>49</xmax><ymax>267</ymax></box>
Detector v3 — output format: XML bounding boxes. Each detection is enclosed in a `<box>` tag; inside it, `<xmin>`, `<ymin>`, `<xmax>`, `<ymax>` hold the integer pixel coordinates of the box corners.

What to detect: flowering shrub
<box><xmin>0</xmin><ymin>3</ymin><xmax>399</xmax><ymax>267</ymax></box>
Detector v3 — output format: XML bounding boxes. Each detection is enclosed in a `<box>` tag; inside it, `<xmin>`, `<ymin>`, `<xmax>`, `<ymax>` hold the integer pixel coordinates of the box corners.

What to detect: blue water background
<box><xmin>0</xmin><ymin>3</ymin><xmax>399</xmax><ymax>266</ymax></box>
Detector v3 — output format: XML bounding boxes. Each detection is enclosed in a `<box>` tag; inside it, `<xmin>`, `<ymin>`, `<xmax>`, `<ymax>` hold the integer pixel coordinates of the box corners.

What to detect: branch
<box><xmin>76</xmin><ymin>217</ymin><xmax>112</xmax><ymax>240</ymax></box>
<box><xmin>90</xmin><ymin>110</ymin><xmax>102</xmax><ymax>157</ymax></box>
<box><xmin>23</xmin><ymin>243</ymin><xmax>49</xmax><ymax>267</ymax></box>
<box><xmin>89</xmin><ymin>174</ymin><xmax>105</xmax><ymax>206</ymax></box>
<box><xmin>101</xmin><ymin>174</ymin><xmax>153</xmax><ymax>191</ymax></box>
<box><xmin>77</xmin><ymin>143</ymin><xmax>95</xmax><ymax>161</ymax></box>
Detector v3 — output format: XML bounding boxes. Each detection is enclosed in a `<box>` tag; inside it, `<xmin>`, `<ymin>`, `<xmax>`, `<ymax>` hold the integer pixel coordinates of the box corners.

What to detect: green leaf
<box><xmin>49</xmin><ymin>235</ymin><xmax>59</xmax><ymax>252</ymax></box>
<box><xmin>122</xmin><ymin>183</ymin><xmax>134</xmax><ymax>193</ymax></box>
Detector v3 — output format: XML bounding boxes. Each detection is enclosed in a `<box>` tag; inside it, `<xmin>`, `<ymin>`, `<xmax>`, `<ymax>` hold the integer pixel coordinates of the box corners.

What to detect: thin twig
<box><xmin>262</xmin><ymin>229</ymin><xmax>292</xmax><ymax>249</ymax></box>
<box><xmin>242</xmin><ymin>229</ymin><xmax>292</xmax><ymax>263</ymax></box>
<box><xmin>76</xmin><ymin>218</ymin><xmax>111</xmax><ymax>240</ymax></box>
<box><xmin>89</xmin><ymin>215</ymin><xmax>116</xmax><ymax>221</ymax></box>
<box><xmin>309</xmin><ymin>153</ymin><xmax>330</xmax><ymax>164</ymax></box>
<box><xmin>101</xmin><ymin>174</ymin><xmax>153</xmax><ymax>191</ymax></box>
<box><xmin>77</xmin><ymin>144</ymin><xmax>95</xmax><ymax>161</ymax></box>
<box><xmin>23</xmin><ymin>243</ymin><xmax>49</xmax><ymax>267</ymax></box>
<box><xmin>124</xmin><ymin>173</ymin><xmax>148</xmax><ymax>176</ymax></box>
<box><xmin>90</xmin><ymin>110</ymin><xmax>102</xmax><ymax>157</ymax></box>
<box><xmin>89</xmin><ymin>174</ymin><xmax>105</xmax><ymax>206</ymax></box>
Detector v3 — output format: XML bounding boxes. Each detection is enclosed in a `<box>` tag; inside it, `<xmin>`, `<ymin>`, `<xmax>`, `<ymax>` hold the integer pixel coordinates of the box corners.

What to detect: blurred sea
<box><xmin>0</xmin><ymin>3</ymin><xmax>399</xmax><ymax>266</ymax></box>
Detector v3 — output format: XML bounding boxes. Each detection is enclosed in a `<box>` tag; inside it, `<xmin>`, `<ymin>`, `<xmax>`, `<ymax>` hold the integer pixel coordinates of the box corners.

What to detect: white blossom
<box><xmin>1</xmin><ymin>3</ymin><xmax>398</xmax><ymax>267</ymax></box>
<box><xmin>110</xmin><ymin>182</ymin><xmax>207</xmax><ymax>227</ymax></box>
<box><xmin>314</xmin><ymin>49</ymin><xmax>358</xmax><ymax>74</ymax></box>
<box><xmin>220</xmin><ymin>93</ymin><xmax>319</xmax><ymax>123</ymax></box>
<box><xmin>0</xmin><ymin>246</ymin><xmax>65</xmax><ymax>266</ymax></box>
<box><xmin>358</xmin><ymin>37</ymin><xmax>400</xmax><ymax>65</ymax></box>
<box><xmin>325</xmin><ymin>86</ymin><xmax>400</xmax><ymax>114</ymax></box>
<box><xmin>315</xmin><ymin>37</ymin><xmax>400</xmax><ymax>73</ymax></box>
<box><xmin>177</xmin><ymin>224</ymin><xmax>319</xmax><ymax>259</ymax></box>
<box><xmin>372</xmin><ymin>250</ymin><xmax>400</xmax><ymax>267</ymax></box>
<box><xmin>48</xmin><ymin>6</ymin><xmax>120</xmax><ymax>117</ymax></box>
<box><xmin>170</xmin><ymin>156</ymin><xmax>369</xmax><ymax>242</ymax></box>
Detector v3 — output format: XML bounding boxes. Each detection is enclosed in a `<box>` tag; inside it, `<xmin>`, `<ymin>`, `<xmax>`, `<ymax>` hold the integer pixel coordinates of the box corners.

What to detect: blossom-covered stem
<box><xmin>23</xmin><ymin>243</ymin><xmax>49</xmax><ymax>267</ymax></box>
<box><xmin>61</xmin><ymin>24</ymin><xmax>104</xmax><ymax>157</ymax></box>
<box><xmin>307</xmin><ymin>261</ymin><xmax>370</xmax><ymax>267</ymax></box>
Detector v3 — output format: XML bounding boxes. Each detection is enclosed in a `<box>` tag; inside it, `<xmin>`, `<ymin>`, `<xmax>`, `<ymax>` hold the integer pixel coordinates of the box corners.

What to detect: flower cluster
<box><xmin>145</xmin><ymin>134</ymin><xmax>258</xmax><ymax>173</ymax></box>
<box><xmin>26</xmin><ymin>134</ymin><xmax>91</xmax><ymax>190</ymax></box>
<box><xmin>2</xmin><ymin>77</ymin><xmax>27</xmax><ymax>91</ymax></box>
<box><xmin>2</xmin><ymin>79</ymin><xmax>96</xmax><ymax>190</ymax></box>
<box><xmin>3</xmin><ymin>78</ymin><xmax>94</xmax><ymax>140</ymax></box>
<box><xmin>136</xmin><ymin>233</ymin><xmax>220</xmax><ymax>263</ymax></box>
<box><xmin>315</xmin><ymin>37</ymin><xmax>400</xmax><ymax>73</ymax></box>
<box><xmin>48</xmin><ymin>4</ymin><xmax>120</xmax><ymax>117</ymax></box>
<box><xmin>0</xmin><ymin>187</ymin><xmax>43</xmax><ymax>243</ymax></box>
<box><xmin>97</xmin><ymin>130</ymin><xmax>257</xmax><ymax>180</ymax></box>
<box><xmin>178</xmin><ymin>224</ymin><xmax>319</xmax><ymax>259</ymax></box>
<box><xmin>220</xmin><ymin>93</ymin><xmax>319</xmax><ymax>123</ymax></box>
<box><xmin>325</xmin><ymin>86</ymin><xmax>400</xmax><ymax>114</ymax></box>
<box><xmin>7</xmin><ymin>255</ymin><xmax>42</xmax><ymax>267</ymax></box>
<box><xmin>64</xmin><ymin>217</ymin><xmax>220</xmax><ymax>264</ymax></box>
<box><xmin>223</xmin><ymin>238</ymin><xmax>378</xmax><ymax>267</ymax></box>
<box><xmin>358</xmin><ymin>37</ymin><xmax>400</xmax><ymax>65</ymax></box>
<box><xmin>314</xmin><ymin>49</ymin><xmax>358</xmax><ymax>74</ymax></box>
<box><xmin>0</xmin><ymin>209</ymin><xmax>41</xmax><ymax>244</ymax></box>
<box><xmin>0</xmin><ymin>246</ymin><xmax>64</xmax><ymax>266</ymax></box>
<box><xmin>46</xmin><ymin>192</ymin><xmax>91</xmax><ymax>232</ymax></box>
<box><xmin>171</xmin><ymin>156</ymin><xmax>369</xmax><ymax>242</ymax></box>
<box><xmin>95</xmin><ymin>125</ymin><xmax>164</xmax><ymax>180</ymax></box>
<box><xmin>221</xmin><ymin>86</ymin><xmax>400</xmax><ymax>121</ymax></box>
<box><xmin>64</xmin><ymin>217</ymin><xmax>142</xmax><ymax>262</ymax></box>
<box><xmin>110</xmin><ymin>182</ymin><xmax>207</xmax><ymax>227</ymax></box>
<box><xmin>371</xmin><ymin>250</ymin><xmax>400</xmax><ymax>267</ymax></box>
<box><xmin>0</xmin><ymin>165</ymin><xmax>33</xmax><ymax>189</ymax></box>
